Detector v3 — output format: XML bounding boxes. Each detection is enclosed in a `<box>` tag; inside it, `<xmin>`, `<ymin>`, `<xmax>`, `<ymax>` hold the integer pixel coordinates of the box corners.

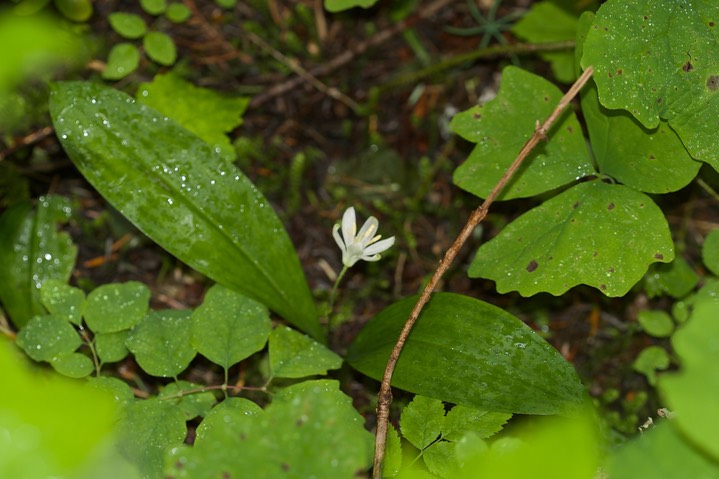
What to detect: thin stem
<box><xmin>371</xmin><ymin>66</ymin><xmax>595</xmax><ymax>479</ymax></box>
<box><xmin>329</xmin><ymin>265</ymin><xmax>349</xmax><ymax>314</ymax></box>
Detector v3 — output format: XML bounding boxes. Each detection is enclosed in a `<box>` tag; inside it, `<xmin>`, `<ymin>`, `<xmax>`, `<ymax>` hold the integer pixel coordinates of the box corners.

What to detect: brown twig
<box><xmin>249</xmin><ymin>0</ymin><xmax>454</xmax><ymax>108</ymax></box>
<box><xmin>0</xmin><ymin>126</ymin><xmax>54</xmax><ymax>162</ymax></box>
<box><xmin>371</xmin><ymin>66</ymin><xmax>595</xmax><ymax>478</ymax></box>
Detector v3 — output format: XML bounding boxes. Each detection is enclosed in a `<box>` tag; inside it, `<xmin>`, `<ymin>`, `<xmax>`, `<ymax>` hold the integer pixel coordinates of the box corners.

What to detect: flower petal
<box><xmin>362</xmin><ymin>236</ymin><xmax>395</xmax><ymax>256</ymax></box>
<box><xmin>356</xmin><ymin>216</ymin><xmax>379</xmax><ymax>247</ymax></box>
<box><xmin>332</xmin><ymin>224</ymin><xmax>346</xmax><ymax>251</ymax></box>
<box><xmin>341</xmin><ymin>207</ymin><xmax>356</xmax><ymax>245</ymax></box>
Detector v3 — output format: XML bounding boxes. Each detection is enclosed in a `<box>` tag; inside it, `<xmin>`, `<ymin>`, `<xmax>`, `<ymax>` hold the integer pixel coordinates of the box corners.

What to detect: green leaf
<box><xmin>191</xmin><ymin>284</ymin><xmax>270</xmax><ymax>370</ymax></box>
<box><xmin>0</xmin><ymin>196</ymin><xmax>77</xmax><ymax>328</ymax></box>
<box><xmin>580</xmin><ymin>78</ymin><xmax>700</xmax><ymax>193</ymax></box>
<box><xmin>165</xmin><ymin>380</ymin><xmax>373</xmax><ymax>479</ymax></box>
<box><xmin>49</xmin><ymin>81</ymin><xmax>322</xmax><ymax>339</ymax></box>
<box><xmin>143</xmin><ymin>31</ymin><xmax>176</xmax><ymax>66</ymax></box>
<box><xmin>158</xmin><ymin>381</ymin><xmax>217</xmax><ymax>420</ymax></box>
<box><xmin>50</xmin><ymin>351</ymin><xmax>94</xmax><ymax>378</ymax></box>
<box><xmin>324</xmin><ymin>0</ymin><xmax>378</xmax><ymax>13</ymax></box>
<box><xmin>88</xmin><ymin>376</ymin><xmax>135</xmax><ymax>406</ymax></box>
<box><xmin>84</xmin><ymin>281</ymin><xmax>150</xmax><ymax>333</ymax></box>
<box><xmin>40</xmin><ymin>279</ymin><xmax>85</xmax><ymax>325</ymax></box>
<box><xmin>127</xmin><ymin>310</ymin><xmax>196</xmax><ymax>378</ymax></box>
<box><xmin>95</xmin><ymin>330</ymin><xmax>130</xmax><ymax>363</ymax></box>
<box><xmin>581</xmin><ymin>0</ymin><xmax>719</xmax><ymax>167</ymax></box>
<box><xmin>108</xmin><ymin>12</ymin><xmax>147</xmax><ymax>39</ymax></box>
<box><xmin>659</xmin><ymin>300</ymin><xmax>719</xmax><ymax>462</ymax></box>
<box><xmin>102</xmin><ymin>43</ymin><xmax>140</xmax><ymax>80</ymax></box>
<box><xmin>118</xmin><ymin>398</ymin><xmax>186</xmax><ymax>479</ymax></box>
<box><xmin>54</xmin><ymin>0</ymin><xmax>93</xmax><ymax>22</ymax></box>
<box><xmin>137</xmin><ymin>72</ymin><xmax>249</xmax><ymax>160</ymax></box>
<box><xmin>194</xmin><ymin>398</ymin><xmax>262</xmax><ymax>443</ymax></box>
<box><xmin>268</xmin><ymin>325</ymin><xmax>342</xmax><ymax>379</ymax></box>
<box><xmin>16</xmin><ymin>314</ymin><xmax>81</xmax><ymax>361</ymax></box>
<box><xmin>511</xmin><ymin>1</ymin><xmax>579</xmax><ymax>83</ymax></box>
<box><xmin>166</xmin><ymin>3</ymin><xmax>191</xmax><ymax>23</ymax></box>
<box><xmin>401</xmin><ymin>395</ymin><xmax>445</xmax><ymax>450</ymax></box>
<box><xmin>470</xmin><ymin>180</ymin><xmax>674</xmax><ymax>297</ymax></box>
<box><xmin>703</xmin><ymin>229</ymin><xmax>719</xmax><ymax>275</ymax></box>
<box><xmin>443</xmin><ymin>406</ymin><xmax>511</xmax><ymax>441</ymax></box>
<box><xmin>140</xmin><ymin>0</ymin><xmax>167</xmax><ymax>15</ymax></box>
<box><xmin>607</xmin><ymin>421</ymin><xmax>719</xmax><ymax>479</ymax></box>
<box><xmin>384</xmin><ymin>424</ymin><xmax>403</xmax><ymax>478</ymax></box>
<box><xmin>632</xmin><ymin>345</ymin><xmax>670</xmax><ymax>386</ymax></box>
<box><xmin>424</xmin><ymin>441</ymin><xmax>457</xmax><ymax>479</ymax></box>
<box><xmin>451</xmin><ymin>66</ymin><xmax>593</xmax><ymax>201</ymax></box>
<box><xmin>347</xmin><ymin>293</ymin><xmax>586</xmax><ymax>415</ymax></box>
<box><xmin>643</xmin><ymin>257</ymin><xmax>700</xmax><ymax>299</ymax></box>
<box><xmin>637</xmin><ymin>310</ymin><xmax>674</xmax><ymax>338</ymax></box>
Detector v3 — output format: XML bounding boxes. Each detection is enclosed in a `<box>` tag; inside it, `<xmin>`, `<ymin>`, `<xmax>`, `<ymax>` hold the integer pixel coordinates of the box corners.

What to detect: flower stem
<box><xmin>327</xmin><ymin>265</ymin><xmax>349</xmax><ymax>330</ymax></box>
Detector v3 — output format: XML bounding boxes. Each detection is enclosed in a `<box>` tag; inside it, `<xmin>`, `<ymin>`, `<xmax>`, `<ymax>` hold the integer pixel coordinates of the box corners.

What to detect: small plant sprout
<box><xmin>328</xmin><ymin>206</ymin><xmax>395</xmax><ymax>323</ymax></box>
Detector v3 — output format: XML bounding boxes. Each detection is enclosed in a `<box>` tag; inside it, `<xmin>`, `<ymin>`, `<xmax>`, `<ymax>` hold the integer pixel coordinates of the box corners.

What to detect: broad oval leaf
<box><xmin>49</xmin><ymin>81</ymin><xmax>321</xmax><ymax>339</ymax></box>
<box><xmin>191</xmin><ymin>284</ymin><xmax>271</xmax><ymax>370</ymax></box>
<box><xmin>469</xmin><ymin>181</ymin><xmax>674</xmax><ymax>297</ymax></box>
<box><xmin>268</xmin><ymin>325</ymin><xmax>342</xmax><ymax>379</ymax></box>
<box><xmin>0</xmin><ymin>196</ymin><xmax>77</xmax><ymax>329</ymax></box>
<box><xmin>84</xmin><ymin>281</ymin><xmax>150</xmax><ymax>333</ymax></box>
<box><xmin>50</xmin><ymin>352</ymin><xmax>94</xmax><ymax>378</ymax></box>
<box><xmin>346</xmin><ymin>293</ymin><xmax>586</xmax><ymax>415</ymax></box>
<box><xmin>580</xmin><ymin>0</ymin><xmax>719</xmax><ymax>166</ymax></box>
<box><xmin>126</xmin><ymin>309</ymin><xmax>196</xmax><ymax>378</ymax></box>
<box><xmin>16</xmin><ymin>314</ymin><xmax>81</xmax><ymax>362</ymax></box>
<box><xmin>452</xmin><ymin>66</ymin><xmax>593</xmax><ymax>201</ymax></box>
<box><xmin>102</xmin><ymin>43</ymin><xmax>140</xmax><ymax>80</ymax></box>
<box><xmin>143</xmin><ymin>31</ymin><xmax>176</xmax><ymax>66</ymax></box>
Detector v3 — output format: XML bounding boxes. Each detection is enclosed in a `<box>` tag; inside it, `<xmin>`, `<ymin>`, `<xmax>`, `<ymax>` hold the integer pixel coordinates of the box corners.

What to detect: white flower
<box><xmin>332</xmin><ymin>207</ymin><xmax>395</xmax><ymax>267</ymax></box>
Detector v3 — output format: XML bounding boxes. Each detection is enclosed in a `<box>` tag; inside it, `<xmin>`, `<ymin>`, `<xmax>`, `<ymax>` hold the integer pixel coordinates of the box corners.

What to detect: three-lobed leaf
<box><xmin>401</xmin><ymin>395</ymin><xmax>445</xmax><ymax>450</ymax></box>
<box><xmin>49</xmin><ymin>81</ymin><xmax>322</xmax><ymax>339</ymax></box>
<box><xmin>347</xmin><ymin>293</ymin><xmax>586</xmax><ymax>415</ymax></box>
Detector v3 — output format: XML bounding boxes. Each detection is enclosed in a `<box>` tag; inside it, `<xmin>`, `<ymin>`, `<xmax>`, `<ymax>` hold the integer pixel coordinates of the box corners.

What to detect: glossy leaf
<box><xmin>703</xmin><ymin>229</ymin><xmax>719</xmax><ymax>276</ymax></box>
<box><xmin>95</xmin><ymin>330</ymin><xmax>130</xmax><ymax>363</ymax></box>
<box><xmin>191</xmin><ymin>284</ymin><xmax>270</xmax><ymax>370</ymax></box>
<box><xmin>347</xmin><ymin>293</ymin><xmax>586</xmax><ymax>415</ymax></box>
<box><xmin>0</xmin><ymin>197</ymin><xmax>76</xmax><ymax>329</ymax></box>
<box><xmin>137</xmin><ymin>72</ymin><xmax>249</xmax><ymax>160</ymax></box>
<box><xmin>401</xmin><ymin>395</ymin><xmax>446</xmax><ymax>450</ymax></box>
<box><xmin>581</xmin><ymin>0</ymin><xmax>719</xmax><ymax>167</ymax></box>
<box><xmin>143</xmin><ymin>32</ymin><xmax>176</xmax><ymax>66</ymax></box>
<box><xmin>659</xmin><ymin>300</ymin><xmax>719</xmax><ymax>462</ymax></box>
<box><xmin>50</xmin><ymin>352</ymin><xmax>94</xmax><ymax>378</ymax></box>
<box><xmin>452</xmin><ymin>66</ymin><xmax>593</xmax><ymax>201</ymax></box>
<box><xmin>268</xmin><ymin>325</ymin><xmax>342</xmax><ymax>379</ymax></box>
<box><xmin>470</xmin><ymin>181</ymin><xmax>674</xmax><ymax>297</ymax></box>
<box><xmin>108</xmin><ymin>13</ymin><xmax>147</xmax><ymax>39</ymax></box>
<box><xmin>16</xmin><ymin>314</ymin><xmax>81</xmax><ymax>362</ymax></box>
<box><xmin>49</xmin><ymin>81</ymin><xmax>321</xmax><ymax>339</ymax></box>
<box><xmin>102</xmin><ymin>43</ymin><xmax>140</xmax><ymax>80</ymax></box>
<box><xmin>158</xmin><ymin>381</ymin><xmax>217</xmax><ymax>420</ymax></box>
<box><xmin>39</xmin><ymin>279</ymin><xmax>85</xmax><ymax>325</ymax></box>
<box><xmin>84</xmin><ymin>282</ymin><xmax>150</xmax><ymax>333</ymax></box>
<box><xmin>126</xmin><ymin>310</ymin><xmax>196</xmax><ymax>378</ymax></box>
<box><xmin>164</xmin><ymin>380</ymin><xmax>373</xmax><ymax>479</ymax></box>
<box><xmin>118</xmin><ymin>398</ymin><xmax>186</xmax><ymax>479</ymax></box>
<box><xmin>511</xmin><ymin>1</ymin><xmax>579</xmax><ymax>83</ymax></box>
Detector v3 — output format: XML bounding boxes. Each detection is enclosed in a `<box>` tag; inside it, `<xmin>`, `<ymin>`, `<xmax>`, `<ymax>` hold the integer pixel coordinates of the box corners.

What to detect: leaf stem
<box><xmin>371</xmin><ymin>66</ymin><xmax>595</xmax><ymax>478</ymax></box>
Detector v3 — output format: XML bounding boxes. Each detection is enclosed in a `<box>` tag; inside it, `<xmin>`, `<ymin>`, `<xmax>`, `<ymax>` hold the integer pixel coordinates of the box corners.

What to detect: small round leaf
<box><xmin>166</xmin><ymin>3</ymin><xmax>191</xmax><ymax>23</ymax></box>
<box><xmin>143</xmin><ymin>31</ymin><xmax>176</xmax><ymax>66</ymax></box>
<box><xmin>108</xmin><ymin>13</ymin><xmax>147</xmax><ymax>39</ymax></box>
<box><xmin>16</xmin><ymin>314</ymin><xmax>81</xmax><ymax>361</ymax></box>
<box><xmin>140</xmin><ymin>0</ymin><xmax>167</xmax><ymax>15</ymax></box>
<box><xmin>95</xmin><ymin>330</ymin><xmax>130</xmax><ymax>363</ymax></box>
<box><xmin>50</xmin><ymin>352</ymin><xmax>94</xmax><ymax>378</ymax></box>
<box><xmin>40</xmin><ymin>279</ymin><xmax>85</xmax><ymax>325</ymax></box>
<box><xmin>126</xmin><ymin>310</ymin><xmax>195</xmax><ymax>377</ymax></box>
<box><xmin>84</xmin><ymin>282</ymin><xmax>150</xmax><ymax>333</ymax></box>
<box><xmin>102</xmin><ymin>43</ymin><xmax>140</xmax><ymax>80</ymax></box>
<box><xmin>268</xmin><ymin>325</ymin><xmax>342</xmax><ymax>379</ymax></box>
<box><xmin>637</xmin><ymin>310</ymin><xmax>674</xmax><ymax>338</ymax></box>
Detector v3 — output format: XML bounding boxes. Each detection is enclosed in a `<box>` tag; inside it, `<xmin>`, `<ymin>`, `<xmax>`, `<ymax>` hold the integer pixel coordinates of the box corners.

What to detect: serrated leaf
<box><xmin>659</xmin><ymin>300</ymin><xmax>719</xmax><ymax>462</ymax></box>
<box><xmin>452</xmin><ymin>66</ymin><xmax>593</xmax><ymax>201</ymax></box>
<box><xmin>158</xmin><ymin>381</ymin><xmax>217</xmax><ymax>420</ymax></box>
<box><xmin>443</xmin><ymin>407</ymin><xmax>511</xmax><ymax>441</ymax></box>
<box><xmin>49</xmin><ymin>81</ymin><xmax>322</xmax><ymax>339</ymax></box>
<box><xmin>143</xmin><ymin>31</ymin><xmax>176</xmax><ymax>66</ymax></box>
<box><xmin>39</xmin><ymin>279</ymin><xmax>85</xmax><ymax>325</ymax></box>
<box><xmin>632</xmin><ymin>345</ymin><xmax>670</xmax><ymax>386</ymax></box>
<box><xmin>137</xmin><ymin>72</ymin><xmax>249</xmax><ymax>160</ymax></box>
<box><xmin>16</xmin><ymin>314</ymin><xmax>81</xmax><ymax>361</ymax></box>
<box><xmin>84</xmin><ymin>282</ymin><xmax>150</xmax><ymax>333</ymax></box>
<box><xmin>268</xmin><ymin>325</ymin><xmax>342</xmax><ymax>379</ymax></box>
<box><xmin>470</xmin><ymin>181</ymin><xmax>674</xmax><ymax>297</ymax></box>
<box><xmin>102</xmin><ymin>43</ymin><xmax>140</xmax><ymax>80</ymax></box>
<box><xmin>580</xmin><ymin>0</ymin><xmax>719</xmax><ymax>167</ymax></box>
<box><xmin>511</xmin><ymin>1</ymin><xmax>579</xmax><ymax>83</ymax></box>
<box><xmin>0</xmin><ymin>196</ymin><xmax>76</xmax><ymax>329</ymax></box>
<box><xmin>703</xmin><ymin>229</ymin><xmax>719</xmax><ymax>275</ymax></box>
<box><xmin>164</xmin><ymin>380</ymin><xmax>373</xmax><ymax>479</ymax></box>
<box><xmin>607</xmin><ymin>421</ymin><xmax>719</xmax><ymax>479</ymax></box>
<box><xmin>424</xmin><ymin>441</ymin><xmax>456</xmax><ymax>479</ymax></box>
<box><xmin>108</xmin><ymin>12</ymin><xmax>147</xmax><ymax>39</ymax></box>
<box><xmin>637</xmin><ymin>310</ymin><xmax>674</xmax><ymax>338</ymax></box>
<box><xmin>95</xmin><ymin>330</ymin><xmax>130</xmax><ymax>363</ymax></box>
<box><xmin>384</xmin><ymin>424</ymin><xmax>402</xmax><ymax>477</ymax></box>
<box><xmin>127</xmin><ymin>310</ymin><xmax>196</xmax><ymax>378</ymax></box>
<box><xmin>50</xmin><ymin>351</ymin><xmax>94</xmax><ymax>378</ymax></box>
<box><xmin>118</xmin><ymin>398</ymin><xmax>186</xmax><ymax>479</ymax></box>
<box><xmin>401</xmin><ymin>395</ymin><xmax>445</xmax><ymax>450</ymax></box>
<box><xmin>191</xmin><ymin>284</ymin><xmax>270</xmax><ymax>370</ymax></box>
<box><xmin>347</xmin><ymin>293</ymin><xmax>586</xmax><ymax>415</ymax></box>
